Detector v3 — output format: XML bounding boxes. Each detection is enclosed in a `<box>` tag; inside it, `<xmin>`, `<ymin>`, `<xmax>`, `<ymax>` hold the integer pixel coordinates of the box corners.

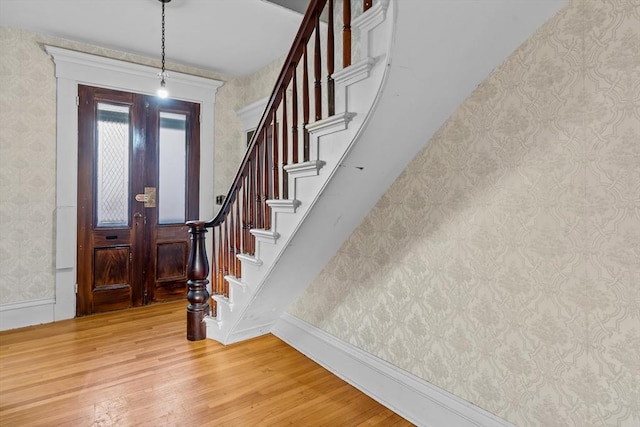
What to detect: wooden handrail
<box><xmin>186</xmin><ymin>0</ymin><xmax>368</xmax><ymax>340</ymax></box>
<box><xmin>210</xmin><ymin>0</ymin><xmax>326</xmax><ymax>225</ymax></box>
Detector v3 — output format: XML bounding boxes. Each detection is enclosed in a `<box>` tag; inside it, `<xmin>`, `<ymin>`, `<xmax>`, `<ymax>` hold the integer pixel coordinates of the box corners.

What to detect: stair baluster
<box><xmin>327</xmin><ymin>0</ymin><xmax>335</xmax><ymax>116</ymax></box>
<box><xmin>343</xmin><ymin>0</ymin><xmax>351</xmax><ymax>68</ymax></box>
<box><xmin>302</xmin><ymin>44</ymin><xmax>311</xmax><ymax>162</ymax></box>
<box><xmin>282</xmin><ymin>93</ymin><xmax>289</xmax><ymax>199</ymax></box>
<box><xmin>235</xmin><ymin>192</ymin><xmax>243</xmax><ymax>277</ymax></box>
<box><xmin>263</xmin><ymin>126</ymin><xmax>272</xmax><ymax>230</ymax></box>
<box><xmin>292</xmin><ymin>70</ymin><xmax>299</xmax><ymax>164</ymax></box>
<box><xmin>314</xmin><ymin>13</ymin><xmax>322</xmax><ymax>121</ymax></box>
<box><xmin>185</xmin><ymin>0</ymin><xmax>371</xmax><ymax>340</ymax></box>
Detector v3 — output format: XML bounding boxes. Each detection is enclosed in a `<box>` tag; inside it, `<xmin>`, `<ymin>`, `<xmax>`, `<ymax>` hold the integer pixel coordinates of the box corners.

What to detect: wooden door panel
<box><xmin>151</xmin><ymin>226</ymin><xmax>189</xmax><ymax>301</ymax></box>
<box><xmin>156</xmin><ymin>242</ymin><xmax>186</xmax><ymax>281</ymax></box>
<box><xmin>92</xmin><ymin>287</ymin><xmax>131</xmax><ymax>313</ymax></box>
<box><xmin>77</xmin><ymin>85</ymin><xmax>142</xmax><ymax>316</ymax></box>
<box><xmin>93</xmin><ymin>229</ymin><xmax>131</xmax><ymax>246</ymax></box>
<box><xmin>93</xmin><ymin>246</ymin><xmax>130</xmax><ymax>287</ymax></box>
<box><xmin>77</xmin><ymin>85</ymin><xmax>199</xmax><ymax>316</ymax></box>
<box><xmin>144</xmin><ymin>100</ymin><xmax>199</xmax><ymax>304</ymax></box>
<box><xmin>92</xmin><ymin>246</ymin><xmax>131</xmax><ymax>313</ymax></box>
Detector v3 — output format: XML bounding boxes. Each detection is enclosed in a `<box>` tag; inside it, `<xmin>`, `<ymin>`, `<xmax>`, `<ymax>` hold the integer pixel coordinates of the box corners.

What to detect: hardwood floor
<box><xmin>0</xmin><ymin>301</ymin><xmax>412</xmax><ymax>426</ymax></box>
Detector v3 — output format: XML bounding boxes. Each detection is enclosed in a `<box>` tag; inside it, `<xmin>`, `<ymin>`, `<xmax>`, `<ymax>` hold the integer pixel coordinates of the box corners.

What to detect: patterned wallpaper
<box><xmin>0</xmin><ymin>27</ymin><xmax>278</xmax><ymax>305</ymax></box>
<box><xmin>214</xmin><ymin>57</ymin><xmax>284</xmax><ymax>206</ymax></box>
<box><xmin>289</xmin><ymin>0</ymin><xmax>640</xmax><ymax>426</ymax></box>
<box><xmin>0</xmin><ymin>29</ymin><xmax>57</xmax><ymax>304</ymax></box>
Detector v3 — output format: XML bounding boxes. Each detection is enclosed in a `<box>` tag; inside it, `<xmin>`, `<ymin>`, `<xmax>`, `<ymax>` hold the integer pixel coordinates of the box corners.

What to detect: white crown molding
<box><xmin>45</xmin><ymin>46</ymin><xmax>223</xmax><ymax>101</ymax></box>
<box><xmin>236</xmin><ymin>96</ymin><xmax>269</xmax><ymax>131</ymax></box>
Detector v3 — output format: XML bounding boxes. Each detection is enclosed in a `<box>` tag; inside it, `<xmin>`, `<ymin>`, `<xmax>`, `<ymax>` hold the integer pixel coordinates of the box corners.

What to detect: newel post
<box><xmin>186</xmin><ymin>221</ymin><xmax>210</xmax><ymax>341</ymax></box>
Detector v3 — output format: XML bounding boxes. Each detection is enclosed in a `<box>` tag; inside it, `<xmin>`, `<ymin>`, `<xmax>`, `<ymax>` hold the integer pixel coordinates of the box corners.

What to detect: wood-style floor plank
<box><xmin>0</xmin><ymin>301</ymin><xmax>412</xmax><ymax>426</ymax></box>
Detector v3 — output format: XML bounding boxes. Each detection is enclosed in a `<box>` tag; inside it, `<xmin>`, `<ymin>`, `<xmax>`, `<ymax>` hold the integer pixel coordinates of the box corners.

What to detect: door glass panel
<box><xmin>158</xmin><ymin>112</ymin><xmax>187</xmax><ymax>224</ymax></box>
<box><xmin>96</xmin><ymin>103</ymin><xmax>130</xmax><ymax>227</ymax></box>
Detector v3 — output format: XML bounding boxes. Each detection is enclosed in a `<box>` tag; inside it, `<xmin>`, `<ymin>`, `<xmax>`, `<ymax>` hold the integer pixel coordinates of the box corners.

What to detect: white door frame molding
<box><xmin>48</xmin><ymin>46</ymin><xmax>223</xmax><ymax>323</ymax></box>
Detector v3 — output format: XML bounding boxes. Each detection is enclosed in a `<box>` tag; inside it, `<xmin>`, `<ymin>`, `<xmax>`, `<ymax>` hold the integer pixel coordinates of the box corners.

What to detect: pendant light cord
<box><xmin>156</xmin><ymin>0</ymin><xmax>170</xmax><ymax>97</ymax></box>
<box><xmin>161</xmin><ymin>0</ymin><xmax>166</xmax><ymax>80</ymax></box>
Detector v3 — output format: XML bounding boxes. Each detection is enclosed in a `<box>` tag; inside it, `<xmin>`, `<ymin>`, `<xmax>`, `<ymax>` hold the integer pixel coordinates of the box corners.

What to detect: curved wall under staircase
<box><xmin>227</xmin><ymin>0</ymin><xmax>565</xmax><ymax>341</ymax></box>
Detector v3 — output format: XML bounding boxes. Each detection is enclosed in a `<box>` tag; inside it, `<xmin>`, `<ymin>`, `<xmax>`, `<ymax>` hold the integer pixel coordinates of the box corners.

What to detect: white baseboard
<box><xmin>272</xmin><ymin>313</ymin><xmax>516</xmax><ymax>427</ymax></box>
<box><xmin>0</xmin><ymin>298</ymin><xmax>56</xmax><ymax>331</ymax></box>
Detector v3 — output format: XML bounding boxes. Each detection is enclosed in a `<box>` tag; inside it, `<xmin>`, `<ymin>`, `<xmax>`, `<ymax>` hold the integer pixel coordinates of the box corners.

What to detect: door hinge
<box><xmin>74</xmin><ymin>283</ymin><xmax>78</xmax><ymax>293</ymax></box>
<box><xmin>76</xmin><ymin>96</ymin><xmax>79</xmax><ymax>107</ymax></box>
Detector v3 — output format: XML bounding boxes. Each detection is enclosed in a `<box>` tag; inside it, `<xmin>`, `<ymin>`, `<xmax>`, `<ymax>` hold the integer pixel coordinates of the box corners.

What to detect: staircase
<box><xmin>187</xmin><ymin>0</ymin><xmax>565</xmax><ymax>345</ymax></box>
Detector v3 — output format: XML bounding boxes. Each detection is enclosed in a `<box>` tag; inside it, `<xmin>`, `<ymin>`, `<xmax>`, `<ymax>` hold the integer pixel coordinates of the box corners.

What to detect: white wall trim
<box><xmin>236</xmin><ymin>96</ymin><xmax>268</xmax><ymax>146</ymax></box>
<box><xmin>0</xmin><ymin>298</ymin><xmax>56</xmax><ymax>331</ymax></box>
<box><xmin>273</xmin><ymin>313</ymin><xmax>517</xmax><ymax>427</ymax></box>
<box><xmin>16</xmin><ymin>46</ymin><xmax>224</xmax><ymax>329</ymax></box>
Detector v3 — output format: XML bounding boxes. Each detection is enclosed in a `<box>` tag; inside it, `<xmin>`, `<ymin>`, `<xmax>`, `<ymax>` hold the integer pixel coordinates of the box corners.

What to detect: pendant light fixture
<box><xmin>156</xmin><ymin>0</ymin><xmax>171</xmax><ymax>98</ymax></box>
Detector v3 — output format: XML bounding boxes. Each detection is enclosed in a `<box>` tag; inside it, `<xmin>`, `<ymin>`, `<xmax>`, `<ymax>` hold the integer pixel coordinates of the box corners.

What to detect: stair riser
<box><xmin>207</xmin><ymin>1</ymin><xmax>393</xmax><ymax>344</ymax></box>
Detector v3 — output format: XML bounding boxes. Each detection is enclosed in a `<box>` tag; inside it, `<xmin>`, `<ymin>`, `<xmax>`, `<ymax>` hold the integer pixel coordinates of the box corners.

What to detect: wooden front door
<box><xmin>77</xmin><ymin>85</ymin><xmax>200</xmax><ymax>316</ymax></box>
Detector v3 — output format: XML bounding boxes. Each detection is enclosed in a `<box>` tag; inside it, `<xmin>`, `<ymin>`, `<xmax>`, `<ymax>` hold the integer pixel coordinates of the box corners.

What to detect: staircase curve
<box><xmin>196</xmin><ymin>0</ymin><xmax>565</xmax><ymax>344</ymax></box>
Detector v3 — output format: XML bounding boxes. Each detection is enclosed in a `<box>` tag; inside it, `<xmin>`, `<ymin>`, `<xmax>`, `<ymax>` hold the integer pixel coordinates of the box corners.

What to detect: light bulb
<box><xmin>157</xmin><ymin>80</ymin><xmax>168</xmax><ymax>98</ymax></box>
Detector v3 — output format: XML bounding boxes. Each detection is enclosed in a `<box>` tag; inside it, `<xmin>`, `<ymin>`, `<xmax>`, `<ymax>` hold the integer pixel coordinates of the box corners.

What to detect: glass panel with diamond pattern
<box><xmin>96</xmin><ymin>102</ymin><xmax>130</xmax><ymax>228</ymax></box>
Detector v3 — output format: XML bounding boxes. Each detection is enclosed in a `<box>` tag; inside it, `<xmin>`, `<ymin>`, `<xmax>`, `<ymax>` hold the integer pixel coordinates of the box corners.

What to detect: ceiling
<box><xmin>0</xmin><ymin>0</ymin><xmax>308</xmax><ymax>77</ymax></box>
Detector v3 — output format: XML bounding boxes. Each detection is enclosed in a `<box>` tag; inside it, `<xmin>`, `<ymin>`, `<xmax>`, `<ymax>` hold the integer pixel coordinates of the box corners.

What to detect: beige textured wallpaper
<box><xmin>290</xmin><ymin>0</ymin><xmax>640</xmax><ymax>426</ymax></box>
<box><xmin>0</xmin><ymin>27</ymin><xmax>280</xmax><ymax>305</ymax></box>
<box><xmin>0</xmin><ymin>29</ymin><xmax>57</xmax><ymax>303</ymax></box>
<box><xmin>213</xmin><ymin>57</ymin><xmax>284</xmax><ymax>204</ymax></box>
